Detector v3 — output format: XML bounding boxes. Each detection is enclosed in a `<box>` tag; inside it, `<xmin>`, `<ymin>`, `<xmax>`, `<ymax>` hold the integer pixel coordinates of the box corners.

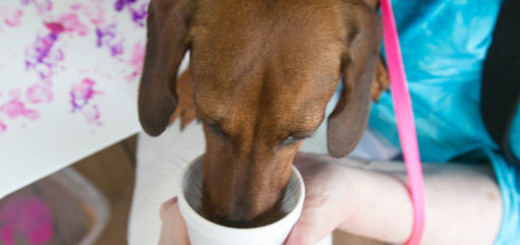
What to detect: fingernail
<box><xmin>160</xmin><ymin>197</ymin><xmax>179</xmax><ymax>221</ymax></box>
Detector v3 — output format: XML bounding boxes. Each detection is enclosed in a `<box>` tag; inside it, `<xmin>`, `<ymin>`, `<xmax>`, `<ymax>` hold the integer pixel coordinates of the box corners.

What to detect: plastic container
<box><xmin>0</xmin><ymin>168</ymin><xmax>109</xmax><ymax>245</ymax></box>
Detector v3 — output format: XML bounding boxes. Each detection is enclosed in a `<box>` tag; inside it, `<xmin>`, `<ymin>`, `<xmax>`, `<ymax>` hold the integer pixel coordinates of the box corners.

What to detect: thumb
<box><xmin>159</xmin><ymin>197</ymin><xmax>190</xmax><ymax>245</ymax></box>
<box><xmin>285</xmin><ymin>218</ymin><xmax>323</xmax><ymax>245</ymax></box>
<box><xmin>285</xmin><ymin>156</ymin><xmax>353</xmax><ymax>245</ymax></box>
<box><xmin>284</xmin><ymin>200</ymin><xmax>339</xmax><ymax>245</ymax></box>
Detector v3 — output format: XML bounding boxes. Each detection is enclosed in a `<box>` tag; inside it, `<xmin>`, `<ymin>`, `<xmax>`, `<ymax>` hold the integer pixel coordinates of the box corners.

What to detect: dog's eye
<box><xmin>208</xmin><ymin>123</ymin><xmax>227</xmax><ymax>138</ymax></box>
<box><xmin>280</xmin><ymin>136</ymin><xmax>302</xmax><ymax>147</ymax></box>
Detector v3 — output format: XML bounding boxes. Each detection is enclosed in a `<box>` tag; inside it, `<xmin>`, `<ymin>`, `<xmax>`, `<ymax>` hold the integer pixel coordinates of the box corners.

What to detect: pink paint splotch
<box><xmin>0</xmin><ymin>193</ymin><xmax>54</xmax><ymax>245</ymax></box>
<box><xmin>126</xmin><ymin>42</ymin><xmax>145</xmax><ymax>82</ymax></box>
<box><xmin>0</xmin><ymin>121</ymin><xmax>6</xmax><ymax>134</ymax></box>
<box><xmin>0</xmin><ymin>6</ymin><xmax>24</xmax><ymax>28</ymax></box>
<box><xmin>70</xmin><ymin>78</ymin><xmax>100</xmax><ymax>109</ymax></box>
<box><xmin>70</xmin><ymin>78</ymin><xmax>103</xmax><ymax>125</ymax></box>
<box><xmin>57</xmin><ymin>13</ymin><xmax>88</xmax><ymax>36</ymax></box>
<box><xmin>71</xmin><ymin>3</ymin><xmax>105</xmax><ymax>26</ymax></box>
<box><xmin>26</xmin><ymin>83</ymin><xmax>53</xmax><ymax>104</ymax></box>
<box><xmin>20</xmin><ymin>0</ymin><xmax>53</xmax><ymax>14</ymax></box>
<box><xmin>0</xmin><ymin>99</ymin><xmax>39</xmax><ymax>121</ymax></box>
<box><xmin>82</xmin><ymin>105</ymin><xmax>102</xmax><ymax>125</ymax></box>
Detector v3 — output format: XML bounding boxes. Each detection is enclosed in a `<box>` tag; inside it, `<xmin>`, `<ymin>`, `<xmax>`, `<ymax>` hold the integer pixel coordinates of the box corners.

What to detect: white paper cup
<box><xmin>178</xmin><ymin>155</ymin><xmax>305</xmax><ymax>245</ymax></box>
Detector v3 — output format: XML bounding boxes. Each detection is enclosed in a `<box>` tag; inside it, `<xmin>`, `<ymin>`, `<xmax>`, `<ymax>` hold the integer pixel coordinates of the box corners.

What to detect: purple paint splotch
<box><xmin>114</xmin><ymin>0</ymin><xmax>137</xmax><ymax>11</ymax></box>
<box><xmin>0</xmin><ymin>193</ymin><xmax>54</xmax><ymax>245</ymax></box>
<box><xmin>26</xmin><ymin>13</ymin><xmax>89</xmax><ymax>80</ymax></box>
<box><xmin>114</xmin><ymin>0</ymin><xmax>148</xmax><ymax>27</ymax></box>
<box><xmin>95</xmin><ymin>24</ymin><xmax>115</xmax><ymax>47</ymax></box>
<box><xmin>96</xmin><ymin>23</ymin><xmax>125</xmax><ymax>57</ymax></box>
<box><xmin>129</xmin><ymin>3</ymin><xmax>147</xmax><ymax>27</ymax></box>
<box><xmin>110</xmin><ymin>41</ymin><xmax>124</xmax><ymax>57</ymax></box>
<box><xmin>70</xmin><ymin>78</ymin><xmax>103</xmax><ymax>125</ymax></box>
<box><xmin>25</xmin><ymin>23</ymin><xmax>65</xmax><ymax>80</ymax></box>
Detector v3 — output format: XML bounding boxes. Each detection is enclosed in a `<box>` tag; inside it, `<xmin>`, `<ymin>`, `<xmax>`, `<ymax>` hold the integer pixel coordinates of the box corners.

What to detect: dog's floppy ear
<box><xmin>327</xmin><ymin>7</ymin><xmax>382</xmax><ymax>157</ymax></box>
<box><xmin>138</xmin><ymin>0</ymin><xmax>193</xmax><ymax>136</ymax></box>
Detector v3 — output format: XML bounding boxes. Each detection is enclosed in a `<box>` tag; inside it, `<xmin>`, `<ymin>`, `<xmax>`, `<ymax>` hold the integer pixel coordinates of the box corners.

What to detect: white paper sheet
<box><xmin>0</xmin><ymin>0</ymin><xmax>149</xmax><ymax>198</ymax></box>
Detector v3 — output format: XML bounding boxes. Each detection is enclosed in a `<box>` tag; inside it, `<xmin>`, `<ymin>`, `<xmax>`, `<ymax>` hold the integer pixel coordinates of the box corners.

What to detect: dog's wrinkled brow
<box><xmin>284</xmin><ymin>113</ymin><xmax>325</xmax><ymax>138</ymax></box>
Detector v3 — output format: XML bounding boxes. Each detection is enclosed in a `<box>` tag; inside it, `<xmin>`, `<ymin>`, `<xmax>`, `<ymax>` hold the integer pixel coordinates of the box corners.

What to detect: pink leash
<box><xmin>380</xmin><ymin>0</ymin><xmax>426</xmax><ymax>244</ymax></box>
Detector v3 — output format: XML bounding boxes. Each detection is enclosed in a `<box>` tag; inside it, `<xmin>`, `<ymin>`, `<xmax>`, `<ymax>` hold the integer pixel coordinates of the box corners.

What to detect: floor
<box><xmin>72</xmin><ymin>136</ymin><xmax>137</xmax><ymax>244</ymax></box>
<box><xmin>6</xmin><ymin>134</ymin><xmax>385</xmax><ymax>244</ymax></box>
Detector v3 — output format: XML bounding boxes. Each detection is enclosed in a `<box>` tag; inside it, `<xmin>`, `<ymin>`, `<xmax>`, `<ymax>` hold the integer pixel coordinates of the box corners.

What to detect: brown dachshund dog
<box><xmin>138</xmin><ymin>0</ymin><xmax>387</xmax><ymax>227</ymax></box>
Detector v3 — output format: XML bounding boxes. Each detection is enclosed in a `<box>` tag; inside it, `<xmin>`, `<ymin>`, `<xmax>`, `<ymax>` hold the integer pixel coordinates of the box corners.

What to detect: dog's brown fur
<box><xmin>139</xmin><ymin>0</ymin><xmax>387</xmax><ymax>227</ymax></box>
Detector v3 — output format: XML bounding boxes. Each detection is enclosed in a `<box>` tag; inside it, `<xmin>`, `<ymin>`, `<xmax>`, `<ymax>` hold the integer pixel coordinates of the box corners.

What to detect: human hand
<box><xmin>285</xmin><ymin>152</ymin><xmax>356</xmax><ymax>245</ymax></box>
<box><xmin>159</xmin><ymin>153</ymin><xmax>368</xmax><ymax>245</ymax></box>
<box><xmin>156</xmin><ymin>150</ymin><xmax>503</xmax><ymax>245</ymax></box>
<box><xmin>159</xmin><ymin>197</ymin><xmax>190</xmax><ymax>245</ymax></box>
<box><xmin>157</xmin><ymin>153</ymin><xmax>361</xmax><ymax>245</ymax></box>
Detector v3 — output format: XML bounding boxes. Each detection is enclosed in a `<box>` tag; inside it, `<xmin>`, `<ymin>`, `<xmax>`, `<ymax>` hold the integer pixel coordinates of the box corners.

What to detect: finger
<box><xmin>286</xmin><ymin>158</ymin><xmax>352</xmax><ymax>245</ymax></box>
<box><xmin>161</xmin><ymin>197</ymin><xmax>178</xmax><ymax>221</ymax></box>
<box><xmin>285</xmin><ymin>205</ymin><xmax>342</xmax><ymax>245</ymax></box>
<box><xmin>284</xmin><ymin>219</ymin><xmax>320</xmax><ymax>245</ymax></box>
<box><xmin>159</xmin><ymin>197</ymin><xmax>190</xmax><ymax>245</ymax></box>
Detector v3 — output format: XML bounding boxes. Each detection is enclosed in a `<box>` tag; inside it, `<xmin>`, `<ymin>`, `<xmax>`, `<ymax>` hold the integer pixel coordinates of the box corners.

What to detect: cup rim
<box><xmin>178</xmin><ymin>155</ymin><xmax>305</xmax><ymax>237</ymax></box>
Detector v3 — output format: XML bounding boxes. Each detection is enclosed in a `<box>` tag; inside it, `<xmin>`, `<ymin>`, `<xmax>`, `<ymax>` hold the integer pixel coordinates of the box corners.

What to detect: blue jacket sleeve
<box><xmin>488</xmin><ymin>150</ymin><xmax>520</xmax><ymax>244</ymax></box>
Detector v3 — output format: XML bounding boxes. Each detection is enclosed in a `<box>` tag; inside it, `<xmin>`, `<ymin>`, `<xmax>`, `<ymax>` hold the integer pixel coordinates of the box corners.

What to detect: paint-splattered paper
<box><xmin>0</xmin><ymin>0</ymin><xmax>149</xmax><ymax>198</ymax></box>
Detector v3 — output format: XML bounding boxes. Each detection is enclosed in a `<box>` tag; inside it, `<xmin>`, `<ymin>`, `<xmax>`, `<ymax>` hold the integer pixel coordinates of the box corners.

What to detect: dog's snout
<box><xmin>208</xmin><ymin>205</ymin><xmax>256</xmax><ymax>228</ymax></box>
<box><xmin>200</xmin><ymin>156</ymin><xmax>291</xmax><ymax>227</ymax></box>
<box><xmin>201</xmin><ymin>196</ymin><xmax>285</xmax><ymax>228</ymax></box>
<box><xmin>201</xmin><ymin>192</ymin><xmax>260</xmax><ymax>227</ymax></box>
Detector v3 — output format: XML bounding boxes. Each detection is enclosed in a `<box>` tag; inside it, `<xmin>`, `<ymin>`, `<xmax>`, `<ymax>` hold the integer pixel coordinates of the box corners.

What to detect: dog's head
<box><xmin>138</xmin><ymin>0</ymin><xmax>381</xmax><ymax>226</ymax></box>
